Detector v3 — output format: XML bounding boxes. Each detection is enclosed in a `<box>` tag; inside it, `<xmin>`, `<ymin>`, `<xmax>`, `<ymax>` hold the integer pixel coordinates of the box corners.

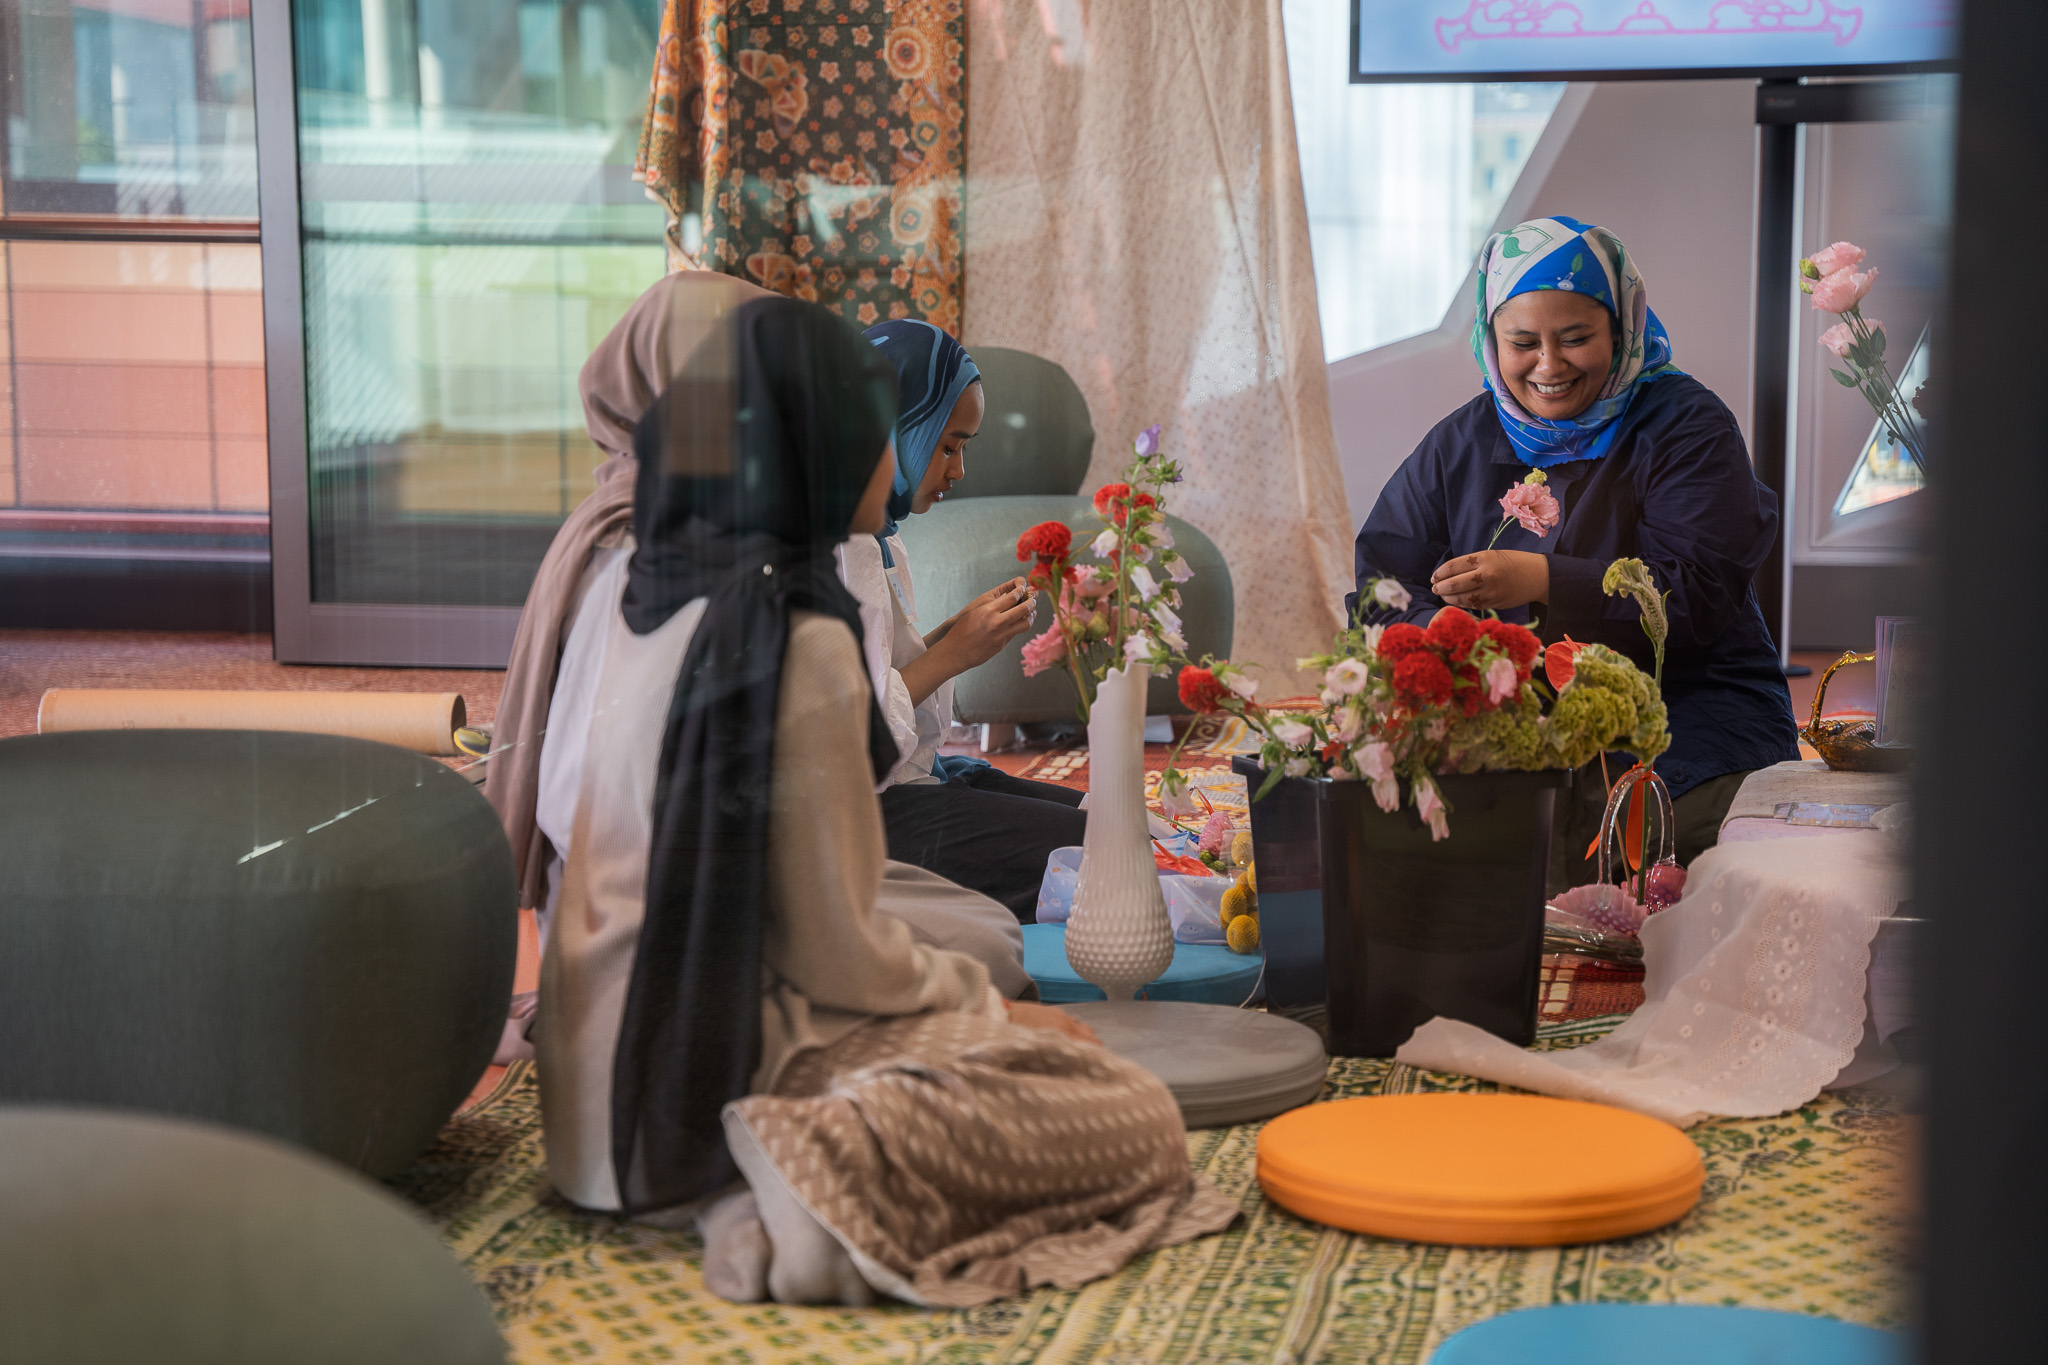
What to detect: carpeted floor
<box><xmin>398</xmin><ymin>1014</ymin><xmax>1912</xmax><ymax>1364</ymax></box>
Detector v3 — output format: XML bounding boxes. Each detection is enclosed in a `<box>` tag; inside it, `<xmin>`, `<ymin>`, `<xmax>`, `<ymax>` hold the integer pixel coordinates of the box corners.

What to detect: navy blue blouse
<box><xmin>1348</xmin><ymin>374</ymin><xmax>1798</xmax><ymax>798</ymax></box>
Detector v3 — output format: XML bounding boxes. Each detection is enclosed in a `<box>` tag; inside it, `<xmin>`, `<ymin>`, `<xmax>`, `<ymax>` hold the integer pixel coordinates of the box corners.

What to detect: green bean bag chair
<box><xmin>0</xmin><ymin>1106</ymin><xmax>505</xmax><ymax>1364</ymax></box>
<box><xmin>0</xmin><ymin>729</ymin><xmax>516</xmax><ymax>1177</ymax></box>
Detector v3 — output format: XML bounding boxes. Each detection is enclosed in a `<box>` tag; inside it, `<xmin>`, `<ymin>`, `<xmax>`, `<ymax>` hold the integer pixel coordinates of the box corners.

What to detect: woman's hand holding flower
<box><xmin>1430</xmin><ymin>549</ymin><xmax>1549</xmax><ymax>612</ymax></box>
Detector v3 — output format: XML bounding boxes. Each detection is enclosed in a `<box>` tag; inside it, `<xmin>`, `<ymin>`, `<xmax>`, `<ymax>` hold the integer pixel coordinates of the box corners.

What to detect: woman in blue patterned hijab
<box><xmin>1471</xmin><ymin>215</ymin><xmax>1682</xmax><ymax>468</ymax></box>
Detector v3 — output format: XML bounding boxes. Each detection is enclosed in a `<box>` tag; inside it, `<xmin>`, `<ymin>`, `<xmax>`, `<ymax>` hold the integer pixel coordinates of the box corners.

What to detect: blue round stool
<box><xmin>1429</xmin><ymin>1305</ymin><xmax>1904</xmax><ymax>1363</ymax></box>
<box><xmin>1022</xmin><ymin>922</ymin><xmax>1264</xmax><ymax>1005</ymax></box>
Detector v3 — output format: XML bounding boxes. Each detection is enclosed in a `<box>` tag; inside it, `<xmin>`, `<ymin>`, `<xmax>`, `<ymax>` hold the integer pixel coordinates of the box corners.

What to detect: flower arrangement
<box><xmin>1014</xmin><ymin>423</ymin><xmax>1191</xmax><ymax>721</ymax></box>
<box><xmin>1800</xmin><ymin>240</ymin><xmax>1928</xmax><ymax>468</ymax></box>
<box><xmin>1176</xmin><ymin>568</ymin><xmax>1670</xmax><ymax>841</ymax></box>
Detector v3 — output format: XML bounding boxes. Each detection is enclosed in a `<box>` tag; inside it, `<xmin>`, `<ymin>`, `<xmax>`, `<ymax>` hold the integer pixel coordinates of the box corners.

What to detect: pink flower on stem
<box><xmin>1497</xmin><ymin>480</ymin><xmax>1561</xmax><ymax>538</ymax></box>
<box><xmin>1818</xmin><ymin>321</ymin><xmax>1858</xmax><ymax>360</ymax></box>
<box><xmin>1810</xmin><ymin>266</ymin><xmax>1879</xmax><ymax>314</ymax></box>
<box><xmin>1196</xmin><ymin>809</ymin><xmax>1234</xmax><ymax>855</ymax></box>
<box><xmin>1485</xmin><ymin>656</ymin><xmax>1519</xmax><ymax>704</ymax></box>
<box><xmin>1415</xmin><ymin>776</ymin><xmax>1449</xmax><ymax>841</ymax></box>
<box><xmin>1807</xmin><ymin>241</ymin><xmax>1866</xmax><ymax>277</ymax></box>
<box><xmin>1020</xmin><ymin>625</ymin><xmax>1066</xmax><ymax>677</ymax></box>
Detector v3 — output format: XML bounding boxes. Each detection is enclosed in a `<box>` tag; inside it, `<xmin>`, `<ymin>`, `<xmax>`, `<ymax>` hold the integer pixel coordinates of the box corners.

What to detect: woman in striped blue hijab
<box><xmin>836</xmin><ymin>320</ymin><xmax>1087</xmax><ymax>922</ymax></box>
<box><xmin>1349</xmin><ymin>215</ymin><xmax>1798</xmax><ymax>885</ymax></box>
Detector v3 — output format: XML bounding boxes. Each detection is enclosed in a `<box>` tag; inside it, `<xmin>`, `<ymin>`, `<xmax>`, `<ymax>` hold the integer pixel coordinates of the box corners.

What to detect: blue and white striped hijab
<box><xmin>863</xmin><ymin>320</ymin><xmax>980</xmax><ymax>557</ymax></box>
<box><xmin>1472</xmin><ymin>215</ymin><xmax>1681</xmax><ymax>468</ymax></box>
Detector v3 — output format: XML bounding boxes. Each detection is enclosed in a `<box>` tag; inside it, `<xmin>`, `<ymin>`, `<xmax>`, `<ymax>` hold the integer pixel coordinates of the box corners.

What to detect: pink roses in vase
<box><xmin>1801</xmin><ymin>240</ymin><xmax>1928</xmax><ymax>468</ymax></box>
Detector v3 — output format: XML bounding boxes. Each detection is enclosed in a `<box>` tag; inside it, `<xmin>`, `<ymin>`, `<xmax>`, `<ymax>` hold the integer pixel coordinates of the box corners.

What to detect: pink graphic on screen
<box><xmin>1434</xmin><ymin>1</ymin><xmax>1872</xmax><ymax>53</ymax></box>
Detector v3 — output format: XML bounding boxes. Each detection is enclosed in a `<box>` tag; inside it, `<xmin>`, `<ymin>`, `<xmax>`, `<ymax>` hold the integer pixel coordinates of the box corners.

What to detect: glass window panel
<box><xmin>0</xmin><ymin>239</ymin><xmax>266</xmax><ymax>558</ymax></box>
<box><xmin>1</xmin><ymin>0</ymin><xmax>258</xmax><ymax>220</ymax></box>
<box><xmin>1282</xmin><ymin>0</ymin><xmax>1562</xmax><ymax>362</ymax></box>
<box><xmin>291</xmin><ymin>0</ymin><xmax>667</xmax><ymax>608</ymax></box>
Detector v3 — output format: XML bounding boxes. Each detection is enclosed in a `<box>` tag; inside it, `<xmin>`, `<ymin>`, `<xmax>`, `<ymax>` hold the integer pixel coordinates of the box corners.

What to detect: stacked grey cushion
<box><xmin>1063</xmin><ymin>1000</ymin><xmax>1328</xmax><ymax>1129</ymax></box>
<box><xmin>0</xmin><ymin>1106</ymin><xmax>504</xmax><ymax>1364</ymax></box>
<box><xmin>0</xmin><ymin>729</ymin><xmax>517</xmax><ymax>1177</ymax></box>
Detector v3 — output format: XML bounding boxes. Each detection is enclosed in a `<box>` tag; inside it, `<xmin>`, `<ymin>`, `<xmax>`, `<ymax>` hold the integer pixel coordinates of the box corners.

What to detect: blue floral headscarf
<box><xmin>863</xmin><ymin>320</ymin><xmax>980</xmax><ymax>557</ymax></box>
<box><xmin>1472</xmin><ymin>215</ymin><xmax>1682</xmax><ymax>468</ymax></box>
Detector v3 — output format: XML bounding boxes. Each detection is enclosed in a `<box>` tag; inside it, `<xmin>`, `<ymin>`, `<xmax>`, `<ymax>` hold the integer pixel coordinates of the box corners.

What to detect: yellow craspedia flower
<box><xmin>1245</xmin><ymin>862</ymin><xmax>1257</xmax><ymax>894</ymax></box>
<box><xmin>1220</xmin><ymin>883</ymin><xmax>1251</xmax><ymax>923</ymax></box>
<box><xmin>1230</xmin><ymin>831</ymin><xmax>1254</xmax><ymax>868</ymax></box>
<box><xmin>1226</xmin><ymin>913</ymin><xmax>1261</xmax><ymax>954</ymax></box>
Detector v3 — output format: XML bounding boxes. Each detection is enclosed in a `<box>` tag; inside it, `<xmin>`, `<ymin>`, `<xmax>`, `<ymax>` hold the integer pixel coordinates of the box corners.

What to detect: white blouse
<box><xmin>835</xmin><ymin>532</ymin><xmax>948</xmax><ymax>789</ymax></box>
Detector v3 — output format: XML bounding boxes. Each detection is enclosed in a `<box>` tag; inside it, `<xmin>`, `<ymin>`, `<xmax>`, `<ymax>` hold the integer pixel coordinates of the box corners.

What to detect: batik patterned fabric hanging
<box><xmin>635</xmin><ymin>0</ymin><xmax>966</xmax><ymax>336</ymax></box>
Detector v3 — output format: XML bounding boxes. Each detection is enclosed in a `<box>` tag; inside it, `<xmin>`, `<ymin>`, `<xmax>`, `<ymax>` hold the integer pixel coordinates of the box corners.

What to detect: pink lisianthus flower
<box><xmin>1020</xmin><ymin>625</ymin><xmax>1066</xmax><ymax>677</ymax></box>
<box><xmin>1810</xmin><ymin>266</ymin><xmax>1879</xmax><ymax>314</ymax></box>
<box><xmin>1415</xmin><ymin>776</ymin><xmax>1449</xmax><ymax>841</ymax></box>
<box><xmin>1497</xmin><ymin>479</ymin><xmax>1561</xmax><ymax>538</ymax></box>
<box><xmin>1818</xmin><ymin>321</ymin><xmax>1858</xmax><ymax>359</ymax></box>
<box><xmin>1485</xmin><ymin>655</ymin><xmax>1519</xmax><ymax>704</ymax></box>
<box><xmin>1196</xmin><ymin>809</ymin><xmax>1234</xmax><ymax>855</ymax></box>
<box><xmin>1807</xmin><ymin>241</ymin><xmax>1866</xmax><ymax>277</ymax></box>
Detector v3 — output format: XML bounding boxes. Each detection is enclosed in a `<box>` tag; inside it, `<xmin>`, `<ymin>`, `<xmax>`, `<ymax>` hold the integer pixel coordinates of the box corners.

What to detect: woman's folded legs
<box><xmin>879</xmin><ymin>771</ymin><xmax>1085</xmax><ymax>922</ymax></box>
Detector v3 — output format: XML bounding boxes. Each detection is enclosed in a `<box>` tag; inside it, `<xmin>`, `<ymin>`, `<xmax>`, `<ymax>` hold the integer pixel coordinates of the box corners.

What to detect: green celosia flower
<box><xmin>1602</xmin><ymin>556</ymin><xmax>1668</xmax><ymax>678</ymax></box>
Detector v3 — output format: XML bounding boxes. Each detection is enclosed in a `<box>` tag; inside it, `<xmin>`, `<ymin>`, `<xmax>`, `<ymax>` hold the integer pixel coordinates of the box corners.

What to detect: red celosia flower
<box><xmin>1114</xmin><ymin>491</ymin><xmax>1157</xmax><ymax>527</ymax></box>
<box><xmin>1015</xmin><ymin>520</ymin><xmax>1072</xmax><ymax>563</ymax></box>
<box><xmin>1392</xmin><ymin>651</ymin><xmax>1454</xmax><ymax>710</ymax></box>
<box><xmin>1092</xmin><ymin>483</ymin><xmax>1131</xmax><ymax>514</ymax></box>
<box><xmin>1178</xmin><ymin>666</ymin><xmax>1228</xmax><ymax>714</ymax></box>
<box><xmin>1455</xmin><ymin>662</ymin><xmax>1485</xmax><ymax>716</ymax></box>
<box><xmin>1545</xmin><ymin>637</ymin><xmax>1587</xmax><ymax>690</ymax></box>
<box><xmin>1377</xmin><ymin>622</ymin><xmax>1429</xmax><ymax>661</ymax></box>
<box><xmin>1478</xmin><ymin>619</ymin><xmax>1541</xmax><ymax>670</ymax></box>
<box><xmin>1425</xmin><ymin>607</ymin><xmax>1480</xmax><ymax>661</ymax></box>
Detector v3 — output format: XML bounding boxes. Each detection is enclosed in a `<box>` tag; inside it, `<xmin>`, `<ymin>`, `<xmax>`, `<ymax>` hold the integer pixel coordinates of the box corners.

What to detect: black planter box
<box><xmin>1231</xmin><ymin>755</ymin><xmax>1326</xmax><ymax>1016</ymax></box>
<box><xmin>1316</xmin><ymin>768</ymin><xmax>1567</xmax><ymax>1057</ymax></box>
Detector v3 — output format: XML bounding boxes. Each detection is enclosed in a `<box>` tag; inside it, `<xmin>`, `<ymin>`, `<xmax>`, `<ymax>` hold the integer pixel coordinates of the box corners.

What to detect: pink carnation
<box><xmin>1810</xmin><ymin>266</ymin><xmax>1878</xmax><ymax>314</ymax></box>
<box><xmin>1497</xmin><ymin>480</ymin><xmax>1561</xmax><ymax>538</ymax></box>
<box><xmin>1807</xmin><ymin>241</ymin><xmax>1866</xmax><ymax>277</ymax></box>
<box><xmin>1020</xmin><ymin>625</ymin><xmax>1066</xmax><ymax>677</ymax></box>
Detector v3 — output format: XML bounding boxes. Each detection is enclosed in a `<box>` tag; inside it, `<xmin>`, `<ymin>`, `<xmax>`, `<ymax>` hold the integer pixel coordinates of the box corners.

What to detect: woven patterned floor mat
<box><xmin>395</xmin><ymin>1015</ymin><xmax>1911</xmax><ymax>1363</ymax></box>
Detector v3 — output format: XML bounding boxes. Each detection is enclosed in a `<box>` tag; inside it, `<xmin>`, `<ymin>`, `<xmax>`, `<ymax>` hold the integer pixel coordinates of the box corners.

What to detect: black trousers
<box><xmin>878</xmin><ymin>767</ymin><xmax>1087</xmax><ymax>923</ymax></box>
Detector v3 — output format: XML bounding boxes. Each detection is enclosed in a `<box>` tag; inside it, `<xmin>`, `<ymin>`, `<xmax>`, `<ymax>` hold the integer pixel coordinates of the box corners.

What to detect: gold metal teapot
<box><xmin>1802</xmin><ymin>650</ymin><xmax>1911</xmax><ymax>772</ymax></box>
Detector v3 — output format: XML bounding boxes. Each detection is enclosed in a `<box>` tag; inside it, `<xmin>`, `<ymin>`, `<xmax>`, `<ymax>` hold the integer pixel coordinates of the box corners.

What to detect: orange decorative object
<box><xmin>1256</xmin><ymin>1094</ymin><xmax>1703</xmax><ymax>1246</ymax></box>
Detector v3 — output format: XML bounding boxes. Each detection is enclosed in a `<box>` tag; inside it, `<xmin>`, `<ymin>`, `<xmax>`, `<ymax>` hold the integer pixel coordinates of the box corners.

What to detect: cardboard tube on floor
<box><xmin>37</xmin><ymin>689</ymin><xmax>468</xmax><ymax>756</ymax></box>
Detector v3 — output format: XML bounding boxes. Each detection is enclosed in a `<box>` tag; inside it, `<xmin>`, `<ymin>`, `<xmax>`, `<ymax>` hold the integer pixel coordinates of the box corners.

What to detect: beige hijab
<box><xmin>487</xmin><ymin>270</ymin><xmax>776</xmax><ymax>909</ymax></box>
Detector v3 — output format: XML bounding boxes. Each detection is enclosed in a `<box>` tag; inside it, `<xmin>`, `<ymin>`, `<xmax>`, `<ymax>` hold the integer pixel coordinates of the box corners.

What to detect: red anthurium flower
<box><xmin>1544</xmin><ymin>637</ymin><xmax>1587</xmax><ymax>690</ymax></box>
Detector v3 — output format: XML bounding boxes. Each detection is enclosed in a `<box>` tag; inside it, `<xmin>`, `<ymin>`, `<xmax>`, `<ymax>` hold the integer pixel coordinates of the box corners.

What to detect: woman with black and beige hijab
<box><xmin>533</xmin><ymin>297</ymin><xmax>1237</xmax><ymax>1307</ymax></box>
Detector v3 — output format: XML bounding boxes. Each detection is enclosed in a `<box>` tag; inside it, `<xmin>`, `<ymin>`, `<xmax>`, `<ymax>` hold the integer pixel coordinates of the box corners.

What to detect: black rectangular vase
<box><xmin>1231</xmin><ymin>755</ymin><xmax>1325</xmax><ymax>1016</ymax></box>
<box><xmin>1316</xmin><ymin>769</ymin><xmax>1567</xmax><ymax>1057</ymax></box>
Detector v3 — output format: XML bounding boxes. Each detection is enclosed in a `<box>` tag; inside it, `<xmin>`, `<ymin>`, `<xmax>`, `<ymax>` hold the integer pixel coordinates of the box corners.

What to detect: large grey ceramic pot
<box><xmin>1317</xmin><ymin>769</ymin><xmax>1568</xmax><ymax>1057</ymax></box>
<box><xmin>0</xmin><ymin>729</ymin><xmax>517</xmax><ymax>1176</ymax></box>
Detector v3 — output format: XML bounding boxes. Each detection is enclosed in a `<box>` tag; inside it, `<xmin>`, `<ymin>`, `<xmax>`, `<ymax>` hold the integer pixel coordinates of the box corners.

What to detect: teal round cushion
<box><xmin>0</xmin><ymin>1107</ymin><xmax>505</xmax><ymax>1364</ymax></box>
<box><xmin>1429</xmin><ymin>1305</ymin><xmax>1904</xmax><ymax>1364</ymax></box>
<box><xmin>1023</xmin><ymin>922</ymin><xmax>1264</xmax><ymax>1004</ymax></box>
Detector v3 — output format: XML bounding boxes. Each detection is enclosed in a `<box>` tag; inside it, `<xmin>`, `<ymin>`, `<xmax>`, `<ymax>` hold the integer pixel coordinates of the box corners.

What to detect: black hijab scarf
<box><xmin>610</xmin><ymin>295</ymin><xmax>901</xmax><ymax>1214</ymax></box>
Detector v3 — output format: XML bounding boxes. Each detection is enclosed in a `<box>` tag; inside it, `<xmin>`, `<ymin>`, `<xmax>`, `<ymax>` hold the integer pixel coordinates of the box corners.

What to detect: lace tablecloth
<box><xmin>1397</xmin><ymin>834</ymin><xmax>1904</xmax><ymax>1127</ymax></box>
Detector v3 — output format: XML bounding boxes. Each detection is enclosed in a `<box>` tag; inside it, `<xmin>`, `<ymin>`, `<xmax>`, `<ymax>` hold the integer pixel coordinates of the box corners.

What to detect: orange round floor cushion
<box><xmin>1256</xmin><ymin>1093</ymin><xmax>1704</xmax><ymax>1246</ymax></box>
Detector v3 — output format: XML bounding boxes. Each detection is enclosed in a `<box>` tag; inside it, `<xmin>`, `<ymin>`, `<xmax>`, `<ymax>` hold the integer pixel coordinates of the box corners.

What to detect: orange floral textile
<box><xmin>635</xmin><ymin>0</ymin><xmax>966</xmax><ymax>335</ymax></box>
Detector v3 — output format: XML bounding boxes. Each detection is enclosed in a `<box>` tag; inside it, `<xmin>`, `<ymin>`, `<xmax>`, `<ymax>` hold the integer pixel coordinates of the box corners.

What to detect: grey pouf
<box><xmin>1063</xmin><ymin>1001</ymin><xmax>1328</xmax><ymax>1129</ymax></box>
<box><xmin>0</xmin><ymin>730</ymin><xmax>517</xmax><ymax>1176</ymax></box>
<box><xmin>0</xmin><ymin>1106</ymin><xmax>505</xmax><ymax>1364</ymax></box>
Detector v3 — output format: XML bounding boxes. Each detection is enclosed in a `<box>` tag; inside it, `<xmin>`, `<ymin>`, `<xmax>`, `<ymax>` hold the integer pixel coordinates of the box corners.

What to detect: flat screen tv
<box><xmin>1352</xmin><ymin>1</ymin><xmax>1959</xmax><ymax>83</ymax></box>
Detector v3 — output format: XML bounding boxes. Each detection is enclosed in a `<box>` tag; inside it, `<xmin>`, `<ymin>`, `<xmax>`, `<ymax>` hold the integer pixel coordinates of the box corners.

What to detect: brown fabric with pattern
<box><xmin>635</xmin><ymin>0</ymin><xmax>966</xmax><ymax>334</ymax></box>
<box><xmin>727</xmin><ymin>1009</ymin><xmax>1242</xmax><ymax>1307</ymax></box>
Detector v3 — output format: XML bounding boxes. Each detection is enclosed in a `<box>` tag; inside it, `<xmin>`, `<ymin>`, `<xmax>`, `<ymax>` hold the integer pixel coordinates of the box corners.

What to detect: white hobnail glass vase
<box><xmin>1065</xmin><ymin>662</ymin><xmax>1175</xmax><ymax>999</ymax></box>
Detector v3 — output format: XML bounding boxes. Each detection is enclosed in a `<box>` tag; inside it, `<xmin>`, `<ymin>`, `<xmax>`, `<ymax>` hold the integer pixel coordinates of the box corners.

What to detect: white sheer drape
<box><xmin>963</xmin><ymin>0</ymin><xmax>1354</xmax><ymax>691</ymax></box>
